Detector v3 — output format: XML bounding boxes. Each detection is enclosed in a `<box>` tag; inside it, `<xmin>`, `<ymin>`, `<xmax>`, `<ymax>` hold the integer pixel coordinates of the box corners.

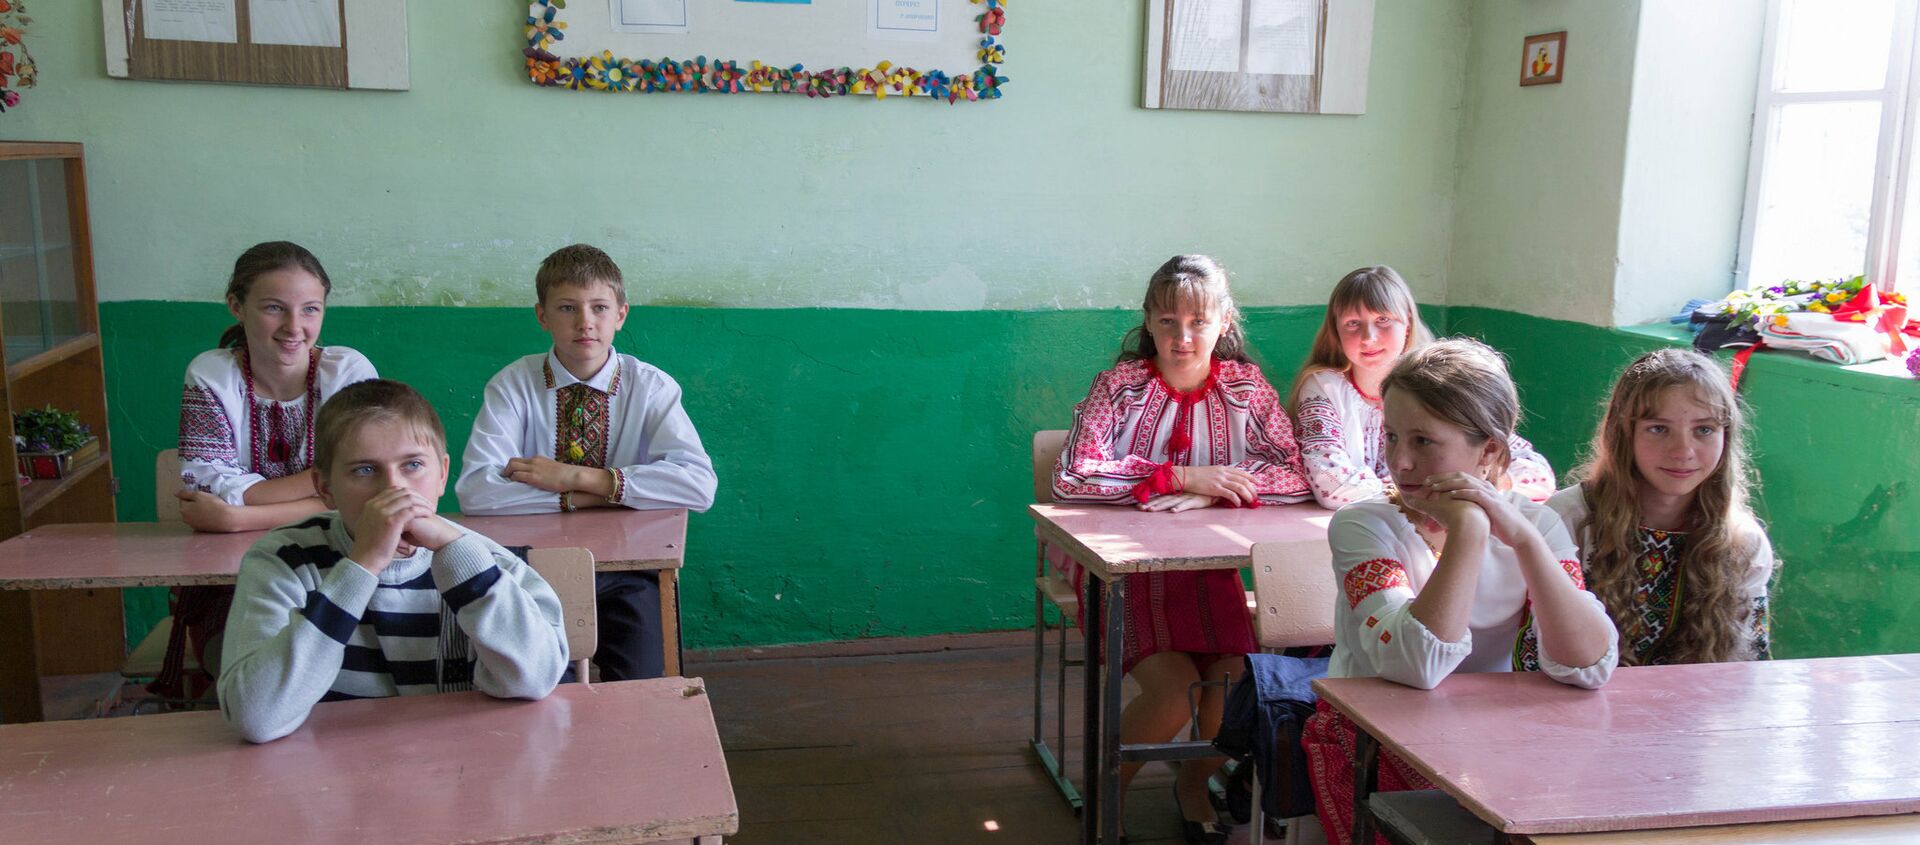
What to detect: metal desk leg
<box><xmin>1080</xmin><ymin>571</ymin><xmax>1104</xmax><ymax>845</ymax></box>
<box><xmin>1352</xmin><ymin>728</ymin><xmax>1380</xmax><ymax>845</ymax></box>
<box><xmin>1099</xmin><ymin>576</ymin><xmax>1126</xmax><ymax>845</ymax></box>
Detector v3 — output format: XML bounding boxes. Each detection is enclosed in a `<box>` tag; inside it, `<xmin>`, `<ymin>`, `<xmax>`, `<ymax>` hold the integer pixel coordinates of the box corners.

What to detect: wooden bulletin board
<box><xmin>101</xmin><ymin>0</ymin><xmax>409</xmax><ymax>90</ymax></box>
<box><xmin>1143</xmin><ymin>0</ymin><xmax>1373</xmax><ymax>114</ymax></box>
<box><xmin>522</xmin><ymin>0</ymin><xmax>1007</xmax><ymax>103</ymax></box>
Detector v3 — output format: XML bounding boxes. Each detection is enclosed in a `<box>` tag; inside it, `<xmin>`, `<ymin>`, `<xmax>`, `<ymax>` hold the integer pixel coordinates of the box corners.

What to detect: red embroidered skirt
<box><xmin>1046</xmin><ymin>542</ymin><xmax>1256</xmax><ymax>674</ymax></box>
<box><xmin>1303</xmin><ymin>699</ymin><xmax>1437</xmax><ymax>845</ymax></box>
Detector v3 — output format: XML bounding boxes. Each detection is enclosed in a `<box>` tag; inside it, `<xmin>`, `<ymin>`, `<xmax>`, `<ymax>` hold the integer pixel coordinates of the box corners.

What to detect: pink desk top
<box><xmin>1029</xmin><ymin>502</ymin><xmax>1334</xmax><ymax>577</ymax></box>
<box><xmin>0</xmin><ymin>509</ymin><xmax>687</xmax><ymax>590</ymax></box>
<box><xmin>0</xmin><ymin>677</ymin><xmax>738</xmax><ymax>844</ymax></box>
<box><xmin>1314</xmin><ymin>655</ymin><xmax>1920</xmax><ymax>835</ymax></box>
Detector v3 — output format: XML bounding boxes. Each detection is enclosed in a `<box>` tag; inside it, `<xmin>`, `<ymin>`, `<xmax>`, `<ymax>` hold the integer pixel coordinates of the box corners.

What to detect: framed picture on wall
<box><xmin>1521</xmin><ymin>30</ymin><xmax>1565</xmax><ymax>86</ymax></box>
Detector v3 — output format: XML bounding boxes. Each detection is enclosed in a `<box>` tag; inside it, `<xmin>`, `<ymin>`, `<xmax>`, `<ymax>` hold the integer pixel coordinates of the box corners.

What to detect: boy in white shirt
<box><xmin>456</xmin><ymin>244</ymin><xmax>718</xmax><ymax>680</ymax></box>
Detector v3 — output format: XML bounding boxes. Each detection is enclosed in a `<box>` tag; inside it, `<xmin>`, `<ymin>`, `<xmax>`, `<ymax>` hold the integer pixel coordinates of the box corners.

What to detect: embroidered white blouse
<box><xmin>1292</xmin><ymin>369</ymin><xmax>1559</xmax><ymax>509</ymax></box>
<box><xmin>455</xmin><ymin>349</ymin><xmax>717</xmax><ymax>515</ymax></box>
<box><xmin>177</xmin><ymin>346</ymin><xmax>378</xmax><ymax>505</ymax></box>
<box><xmin>1327</xmin><ymin>490</ymin><xmax>1619</xmax><ymax>691</ymax></box>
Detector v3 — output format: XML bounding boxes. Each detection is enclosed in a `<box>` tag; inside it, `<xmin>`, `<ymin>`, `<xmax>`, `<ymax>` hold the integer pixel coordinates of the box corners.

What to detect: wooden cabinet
<box><xmin>0</xmin><ymin>141</ymin><xmax>121</xmax><ymax>723</ymax></box>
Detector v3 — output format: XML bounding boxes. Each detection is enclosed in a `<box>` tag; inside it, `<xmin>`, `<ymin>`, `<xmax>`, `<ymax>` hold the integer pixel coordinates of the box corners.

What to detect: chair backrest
<box><xmin>155</xmin><ymin>449</ymin><xmax>183</xmax><ymax>524</ymax></box>
<box><xmin>1032</xmin><ymin>430</ymin><xmax>1068</xmax><ymax>504</ymax></box>
<box><xmin>526</xmin><ymin>547</ymin><xmax>598</xmax><ymax>678</ymax></box>
<box><xmin>1250</xmin><ymin>539</ymin><xmax>1338</xmax><ymax>650</ymax></box>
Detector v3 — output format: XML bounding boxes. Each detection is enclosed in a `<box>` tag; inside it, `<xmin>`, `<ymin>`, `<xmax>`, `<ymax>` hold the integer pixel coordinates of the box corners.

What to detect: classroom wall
<box><xmin>1448</xmin><ymin>0</ymin><xmax>1640</xmax><ymax>324</ymax></box>
<box><xmin>1</xmin><ymin>2</ymin><xmax>1470</xmax><ymax>309</ymax></box>
<box><xmin>8</xmin><ymin>2</ymin><xmax>1915</xmax><ymax>660</ymax></box>
<box><xmin>3</xmin><ymin>2</ymin><xmax>1476</xmax><ymax>648</ymax></box>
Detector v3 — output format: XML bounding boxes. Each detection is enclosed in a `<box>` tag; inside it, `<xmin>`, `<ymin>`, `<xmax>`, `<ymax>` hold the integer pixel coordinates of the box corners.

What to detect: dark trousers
<box><xmin>593</xmin><ymin>570</ymin><xmax>664</xmax><ymax>681</ymax></box>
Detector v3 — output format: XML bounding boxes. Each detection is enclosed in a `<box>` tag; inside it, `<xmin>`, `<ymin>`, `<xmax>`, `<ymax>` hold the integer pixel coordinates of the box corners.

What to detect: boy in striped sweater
<box><xmin>218</xmin><ymin>379</ymin><xmax>569</xmax><ymax>743</ymax></box>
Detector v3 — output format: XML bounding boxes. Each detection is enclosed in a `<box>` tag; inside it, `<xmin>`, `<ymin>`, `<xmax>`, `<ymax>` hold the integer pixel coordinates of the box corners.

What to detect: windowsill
<box><xmin>1618</xmin><ymin>322</ymin><xmax>1920</xmax><ymax>399</ymax></box>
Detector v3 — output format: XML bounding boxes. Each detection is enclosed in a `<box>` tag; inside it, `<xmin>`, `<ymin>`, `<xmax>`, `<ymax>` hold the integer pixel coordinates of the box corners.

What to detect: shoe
<box><xmin>1179</xmin><ymin>818</ymin><xmax>1231</xmax><ymax>845</ymax></box>
<box><xmin>1176</xmin><ymin>782</ymin><xmax>1231</xmax><ymax>845</ymax></box>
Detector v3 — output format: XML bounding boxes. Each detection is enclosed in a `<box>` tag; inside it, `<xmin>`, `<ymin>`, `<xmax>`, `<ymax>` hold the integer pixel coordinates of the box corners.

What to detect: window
<box><xmin>1739</xmin><ymin>0</ymin><xmax>1919</xmax><ymax>293</ymax></box>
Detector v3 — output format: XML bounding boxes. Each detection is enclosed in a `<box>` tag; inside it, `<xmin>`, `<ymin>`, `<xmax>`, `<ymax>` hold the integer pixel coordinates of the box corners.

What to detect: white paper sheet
<box><xmin>613</xmin><ymin>0</ymin><xmax>690</xmax><ymax>34</ymax></box>
<box><xmin>869</xmin><ymin>0</ymin><xmax>939</xmax><ymax>42</ymax></box>
<box><xmin>1247</xmin><ymin>0</ymin><xmax>1318</xmax><ymax>76</ymax></box>
<box><xmin>249</xmin><ymin>0</ymin><xmax>341</xmax><ymax>47</ymax></box>
<box><xmin>143</xmin><ymin>0</ymin><xmax>239</xmax><ymax>44</ymax></box>
<box><xmin>1168</xmin><ymin>0</ymin><xmax>1241</xmax><ymax>73</ymax></box>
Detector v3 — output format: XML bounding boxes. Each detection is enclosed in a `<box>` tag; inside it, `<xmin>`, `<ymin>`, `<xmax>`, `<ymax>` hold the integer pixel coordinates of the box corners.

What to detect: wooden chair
<box><xmin>125</xmin><ymin>450</ymin><xmax>200</xmax><ymax>696</ymax></box>
<box><xmin>1247</xmin><ymin>539</ymin><xmax>1338</xmax><ymax>845</ymax></box>
<box><xmin>526</xmin><ymin>547</ymin><xmax>598</xmax><ymax>686</ymax></box>
<box><xmin>1028</xmin><ymin>429</ymin><xmax>1082</xmax><ymax>810</ymax></box>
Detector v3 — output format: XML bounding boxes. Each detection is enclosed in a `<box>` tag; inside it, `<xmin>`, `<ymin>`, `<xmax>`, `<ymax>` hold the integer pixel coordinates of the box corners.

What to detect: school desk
<box><xmin>0</xmin><ymin>508</ymin><xmax>689</xmax><ymax>723</ymax></box>
<box><xmin>1028</xmin><ymin>501</ymin><xmax>1334</xmax><ymax>845</ymax></box>
<box><xmin>1314</xmin><ymin>654</ymin><xmax>1920</xmax><ymax>843</ymax></box>
<box><xmin>0</xmin><ymin>676</ymin><xmax>739</xmax><ymax>844</ymax></box>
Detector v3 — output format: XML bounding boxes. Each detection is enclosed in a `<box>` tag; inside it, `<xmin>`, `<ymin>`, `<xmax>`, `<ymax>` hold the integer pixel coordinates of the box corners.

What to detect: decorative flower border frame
<box><xmin>521</xmin><ymin>0</ymin><xmax>1006</xmax><ymax>103</ymax></box>
<box><xmin>0</xmin><ymin>0</ymin><xmax>37</xmax><ymax>114</ymax></box>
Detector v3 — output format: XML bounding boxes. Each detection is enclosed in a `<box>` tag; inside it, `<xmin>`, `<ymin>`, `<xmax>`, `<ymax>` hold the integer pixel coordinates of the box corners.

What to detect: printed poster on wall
<box><xmin>143</xmin><ymin>0</ymin><xmax>239</xmax><ymax>43</ymax></box>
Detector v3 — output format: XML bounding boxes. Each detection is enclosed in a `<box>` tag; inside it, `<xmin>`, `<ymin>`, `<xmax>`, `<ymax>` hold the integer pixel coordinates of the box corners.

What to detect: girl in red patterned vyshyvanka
<box><xmin>1051</xmin><ymin>254</ymin><xmax>1312</xmax><ymax>844</ymax></box>
<box><xmin>1302</xmin><ymin>339</ymin><xmax>1619</xmax><ymax>845</ymax></box>
<box><xmin>160</xmin><ymin>242</ymin><xmax>378</xmax><ymax>699</ymax></box>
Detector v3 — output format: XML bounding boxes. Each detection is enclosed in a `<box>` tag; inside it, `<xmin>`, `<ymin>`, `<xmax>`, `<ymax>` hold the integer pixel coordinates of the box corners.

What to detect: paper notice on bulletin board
<box><xmin>143</xmin><ymin>0</ymin><xmax>239</xmax><ymax>43</ymax></box>
<box><xmin>614</xmin><ymin>0</ymin><xmax>691</xmax><ymax>34</ymax></box>
<box><xmin>869</xmin><ymin>0</ymin><xmax>939</xmax><ymax>42</ymax></box>
<box><xmin>250</xmin><ymin>0</ymin><xmax>343</xmax><ymax>48</ymax></box>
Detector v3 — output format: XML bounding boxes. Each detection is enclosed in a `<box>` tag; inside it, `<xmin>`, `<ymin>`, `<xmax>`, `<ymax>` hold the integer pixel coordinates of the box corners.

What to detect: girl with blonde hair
<box><xmin>1053</xmin><ymin>255</ymin><xmax>1312</xmax><ymax>842</ymax></box>
<box><xmin>1523</xmin><ymin>349</ymin><xmax>1774</xmax><ymax>668</ymax></box>
<box><xmin>1302</xmin><ymin>339</ymin><xmax>1617</xmax><ymax>845</ymax></box>
<box><xmin>1290</xmin><ymin>266</ymin><xmax>1557</xmax><ymax>507</ymax></box>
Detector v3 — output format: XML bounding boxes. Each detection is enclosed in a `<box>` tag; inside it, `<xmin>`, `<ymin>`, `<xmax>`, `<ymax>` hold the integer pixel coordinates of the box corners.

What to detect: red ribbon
<box><xmin>1828</xmin><ymin>284</ymin><xmax>1915</xmax><ymax>354</ymax></box>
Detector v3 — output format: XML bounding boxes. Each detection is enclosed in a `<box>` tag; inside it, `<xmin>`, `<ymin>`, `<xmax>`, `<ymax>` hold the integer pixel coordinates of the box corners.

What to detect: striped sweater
<box><xmin>217</xmin><ymin>512</ymin><xmax>569</xmax><ymax>743</ymax></box>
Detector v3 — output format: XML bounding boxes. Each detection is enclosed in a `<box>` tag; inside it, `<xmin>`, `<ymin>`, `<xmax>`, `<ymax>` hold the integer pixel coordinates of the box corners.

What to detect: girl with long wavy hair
<box><xmin>1525</xmin><ymin>349</ymin><xmax>1774</xmax><ymax>667</ymax></box>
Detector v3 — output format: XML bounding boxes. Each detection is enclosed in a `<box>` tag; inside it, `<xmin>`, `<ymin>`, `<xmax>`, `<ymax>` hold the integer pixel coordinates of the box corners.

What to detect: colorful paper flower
<box><xmin>518</xmin><ymin>0</ymin><xmax>1005</xmax><ymax>103</ymax></box>
<box><xmin>587</xmin><ymin>51</ymin><xmax>639</xmax><ymax>91</ymax></box>
<box><xmin>1906</xmin><ymin>347</ymin><xmax>1920</xmax><ymax>378</ymax></box>
<box><xmin>526</xmin><ymin>2</ymin><xmax>566</xmax><ymax>50</ymax></box>
<box><xmin>556</xmin><ymin>58</ymin><xmax>589</xmax><ymax>90</ymax></box>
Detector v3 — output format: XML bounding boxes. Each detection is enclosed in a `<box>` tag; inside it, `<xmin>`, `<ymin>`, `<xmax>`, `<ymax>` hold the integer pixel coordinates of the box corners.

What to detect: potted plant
<box><xmin>13</xmin><ymin>405</ymin><xmax>97</xmax><ymax>479</ymax></box>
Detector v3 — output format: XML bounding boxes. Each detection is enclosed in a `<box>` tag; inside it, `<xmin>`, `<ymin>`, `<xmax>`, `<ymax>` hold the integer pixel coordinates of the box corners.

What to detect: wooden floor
<box><xmin>688</xmin><ymin>634</ymin><xmax>1266</xmax><ymax>845</ymax></box>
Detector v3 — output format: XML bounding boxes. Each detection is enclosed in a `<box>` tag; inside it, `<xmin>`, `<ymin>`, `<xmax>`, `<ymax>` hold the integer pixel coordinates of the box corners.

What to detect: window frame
<box><xmin>1736</xmin><ymin>0</ymin><xmax>1920</xmax><ymax>293</ymax></box>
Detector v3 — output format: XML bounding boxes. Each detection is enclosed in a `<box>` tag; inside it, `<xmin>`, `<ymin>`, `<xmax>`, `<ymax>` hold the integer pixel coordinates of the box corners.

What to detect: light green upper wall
<box><xmin>0</xmin><ymin>2</ymin><xmax>1470</xmax><ymax>310</ymax></box>
<box><xmin>1451</xmin><ymin>0</ymin><xmax>1764</xmax><ymax>327</ymax></box>
<box><xmin>1449</xmin><ymin>0</ymin><xmax>1639</xmax><ymax>324</ymax></box>
<box><xmin>1614</xmin><ymin>0</ymin><xmax>1762</xmax><ymax>325</ymax></box>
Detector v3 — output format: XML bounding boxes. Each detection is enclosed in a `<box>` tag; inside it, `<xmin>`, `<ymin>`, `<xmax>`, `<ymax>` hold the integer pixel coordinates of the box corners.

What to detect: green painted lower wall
<box><xmin>1449</xmin><ymin>307</ymin><xmax>1920</xmax><ymax>659</ymax></box>
<box><xmin>105</xmin><ymin>303</ymin><xmax>1920</xmax><ymax>660</ymax></box>
<box><xmin>103</xmin><ymin>301</ymin><xmax>1334</xmax><ymax>650</ymax></box>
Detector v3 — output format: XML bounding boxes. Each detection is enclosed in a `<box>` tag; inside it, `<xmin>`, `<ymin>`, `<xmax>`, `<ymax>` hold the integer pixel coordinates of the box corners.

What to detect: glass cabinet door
<box><xmin>0</xmin><ymin>158</ymin><xmax>83</xmax><ymax>363</ymax></box>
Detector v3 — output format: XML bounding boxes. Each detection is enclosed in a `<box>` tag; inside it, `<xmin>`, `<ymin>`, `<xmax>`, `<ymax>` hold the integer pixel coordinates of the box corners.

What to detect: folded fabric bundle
<box><xmin>1754</xmin><ymin>312</ymin><xmax>1888</xmax><ymax>365</ymax></box>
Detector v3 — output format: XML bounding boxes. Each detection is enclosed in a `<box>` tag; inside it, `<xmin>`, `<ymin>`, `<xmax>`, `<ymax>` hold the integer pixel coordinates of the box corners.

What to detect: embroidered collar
<box><xmin>542</xmin><ymin>349</ymin><xmax>622</xmax><ymax>396</ymax></box>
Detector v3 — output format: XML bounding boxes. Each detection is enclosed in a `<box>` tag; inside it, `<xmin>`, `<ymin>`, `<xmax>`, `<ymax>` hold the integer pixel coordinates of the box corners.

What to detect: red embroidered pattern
<box><xmin>608</xmin><ymin>467</ymin><xmax>627</xmax><ymax>505</ymax></box>
<box><xmin>1343</xmin><ymin>558</ymin><xmax>1409</xmax><ymax>610</ymax></box>
<box><xmin>178</xmin><ymin>386</ymin><xmax>237</xmax><ymax>463</ymax></box>
<box><xmin>1559</xmin><ymin>559</ymin><xmax>1586</xmax><ymax>590</ymax></box>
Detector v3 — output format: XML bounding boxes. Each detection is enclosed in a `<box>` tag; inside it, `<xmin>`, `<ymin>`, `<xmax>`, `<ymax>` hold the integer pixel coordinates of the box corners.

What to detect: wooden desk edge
<box><xmin>1518</xmin><ymin>812</ymin><xmax>1920</xmax><ymax>844</ymax></box>
<box><xmin>1028</xmin><ymin>504</ymin><xmax>1249</xmax><ymax>578</ymax></box>
<box><xmin>0</xmin><ymin>557</ymin><xmax>686</xmax><ymax>591</ymax></box>
<box><xmin>1314</xmin><ymin>678</ymin><xmax>1920</xmax><ymax>837</ymax></box>
<box><xmin>1312</xmin><ymin>677</ymin><xmax>1522</xmax><ymax>834</ymax></box>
